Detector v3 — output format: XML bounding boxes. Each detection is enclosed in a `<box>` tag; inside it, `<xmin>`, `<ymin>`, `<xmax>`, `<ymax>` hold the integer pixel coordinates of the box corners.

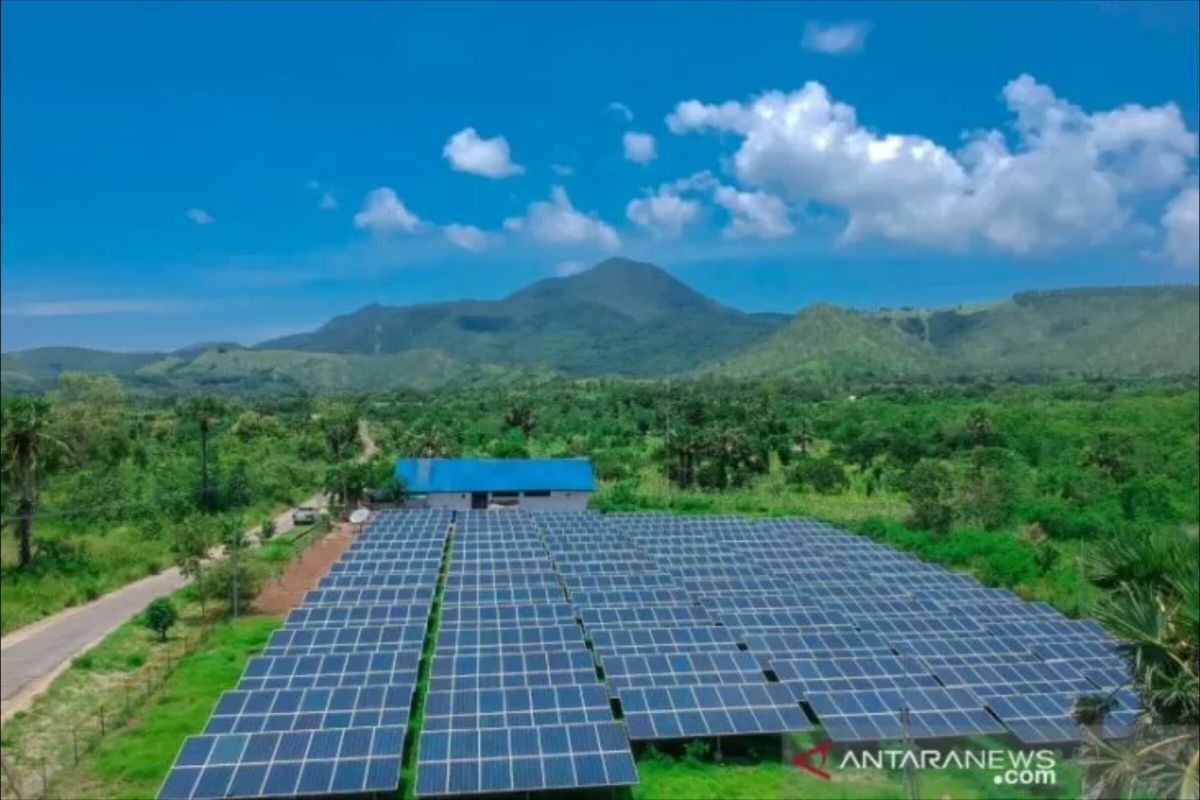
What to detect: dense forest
<box><xmin>2</xmin><ymin>373</ymin><xmax>1197</xmax><ymax>789</ymax></box>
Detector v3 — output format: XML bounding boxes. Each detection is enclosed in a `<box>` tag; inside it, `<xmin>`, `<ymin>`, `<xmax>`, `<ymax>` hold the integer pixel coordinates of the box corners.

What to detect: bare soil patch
<box><xmin>251</xmin><ymin>524</ymin><xmax>356</xmax><ymax>615</ymax></box>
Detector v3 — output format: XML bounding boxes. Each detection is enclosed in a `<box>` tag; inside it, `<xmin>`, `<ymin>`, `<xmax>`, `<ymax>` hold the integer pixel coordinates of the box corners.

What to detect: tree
<box><xmin>318</xmin><ymin>401</ymin><xmax>359</xmax><ymax>510</ymax></box>
<box><xmin>793</xmin><ymin>420</ymin><xmax>815</xmax><ymax>455</ymax></box>
<box><xmin>1</xmin><ymin>396</ymin><xmax>68</xmax><ymax>567</ymax></box>
<box><xmin>788</xmin><ymin>455</ymin><xmax>849</xmax><ymax>494</ymax></box>
<box><xmin>50</xmin><ymin>372</ymin><xmax>128</xmax><ymax>466</ymax></box>
<box><xmin>504</xmin><ymin>400</ymin><xmax>537</xmax><ymax>437</ymax></box>
<box><xmin>143</xmin><ymin>597</ymin><xmax>178</xmax><ymax>642</ymax></box>
<box><xmin>1084</xmin><ymin>431</ymin><xmax>1135</xmax><ymax>482</ymax></box>
<box><xmin>905</xmin><ymin>459</ymin><xmax>955</xmax><ymax>533</ymax></box>
<box><xmin>177</xmin><ymin>396</ymin><xmax>227</xmax><ymax>511</ymax></box>
<box><xmin>223</xmin><ymin>458</ymin><xmax>254</xmax><ymax>509</ymax></box>
<box><xmin>171</xmin><ymin>516</ymin><xmax>213</xmax><ymax>613</ymax></box>
<box><xmin>963</xmin><ymin>408</ymin><xmax>998</xmax><ymax>448</ymax></box>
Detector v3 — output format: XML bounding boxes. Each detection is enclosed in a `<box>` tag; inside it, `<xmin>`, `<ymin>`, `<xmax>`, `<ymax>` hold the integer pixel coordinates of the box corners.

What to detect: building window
<box><xmin>524</xmin><ymin>490</ymin><xmax>551</xmax><ymax>498</ymax></box>
<box><xmin>491</xmin><ymin>491</ymin><xmax>519</xmax><ymax>499</ymax></box>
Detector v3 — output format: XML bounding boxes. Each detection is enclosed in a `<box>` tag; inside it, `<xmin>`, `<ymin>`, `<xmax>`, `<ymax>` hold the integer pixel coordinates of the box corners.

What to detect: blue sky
<box><xmin>2</xmin><ymin>0</ymin><xmax>1197</xmax><ymax>351</ymax></box>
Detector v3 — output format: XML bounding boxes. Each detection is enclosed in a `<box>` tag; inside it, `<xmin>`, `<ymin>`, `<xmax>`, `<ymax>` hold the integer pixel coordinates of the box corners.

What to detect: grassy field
<box><xmin>0</xmin><ymin>494</ymin><xmax>306</xmax><ymax>635</ymax></box>
<box><xmin>47</xmin><ymin>616</ymin><xmax>281</xmax><ymax>800</ymax></box>
<box><xmin>629</xmin><ymin>733</ymin><xmax>1082</xmax><ymax>800</ymax></box>
<box><xmin>0</xmin><ymin>524</ymin><xmax>319</xmax><ymax>800</ymax></box>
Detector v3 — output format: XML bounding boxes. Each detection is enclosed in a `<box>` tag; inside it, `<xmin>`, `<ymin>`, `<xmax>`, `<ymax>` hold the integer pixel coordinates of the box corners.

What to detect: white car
<box><xmin>292</xmin><ymin>506</ymin><xmax>318</xmax><ymax>525</ymax></box>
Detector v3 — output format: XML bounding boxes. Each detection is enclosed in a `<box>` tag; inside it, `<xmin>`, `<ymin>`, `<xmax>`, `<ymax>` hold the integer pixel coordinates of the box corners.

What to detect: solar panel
<box><xmin>414</xmin><ymin>722</ymin><xmax>637</xmax><ymax>797</ymax></box>
<box><xmin>580</xmin><ymin>605</ymin><xmax>712</xmax><ymax>629</ymax></box>
<box><xmin>619</xmin><ymin>683</ymin><xmax>810</xmax><ymax>740</ymax></box>
<box><xmin>984</xmin><ymin>692</ymin><xmax>1139</xmax><ymax>744</ymax></box>
<box><xmin>438</xmin><ymin>604</ymin><xmax>576</xmax><ymax>628</ymax></box>
<box><xmin>428</xmin><ymin>651</ymin><xmax>597</xmax><ymax>692</ymax></box>
<box><xmin>601</xmin><ymin>652</ymin><xmax>768</xmax><ymax>693</ymax></box>
<box><xmin>422</xmin><ymin>685</ymin><xmax>612</xmax><ymax>731</ymax></box>
<box><xmin>806</xmin><ymin>687</ymin><xmax>1005</xmax><ymax>741</ymax></box>
<box><xmin>204</xmin><ymin>686</ymin><xmax>414</xmax><ymax>734</ymax></box>
<box><xmin>590</xmin><ymin>626</ymin><xmax>740</xmax><ymax>656</ymax></box>
<box><xmin>435</xmin><ymin>624</ymin><xmax>585</xmax><ymax>652</ymax></box>
<box><xmin>771</xmin><ymin>655</ymin><xmax>939</xmax><ymax>699</ymax></box>
<box><xmin>262</xmin><ymin>624</ymin><xmax>425</xmax><ymax>656</ymax></box>
<box><xmin>284</xmin><ymin>604</ymin><xmax>427</xmax><ymax>628</ymax></box>
<box><xmin>158</xmin><ymin>726</ymin><xmax>404</xmax><ymax>800</ymax></box>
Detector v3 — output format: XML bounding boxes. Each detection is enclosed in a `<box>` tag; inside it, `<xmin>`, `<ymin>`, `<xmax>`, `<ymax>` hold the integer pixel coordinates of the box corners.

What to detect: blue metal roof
<box><xmin>394</xmin><ymin>457</ymin><xmax>595</xmax><ymax>493</ymax></box>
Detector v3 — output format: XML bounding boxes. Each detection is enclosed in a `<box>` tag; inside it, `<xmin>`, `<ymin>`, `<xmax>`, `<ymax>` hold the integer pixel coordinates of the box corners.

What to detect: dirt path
<box><xmin>252</xmin><ymin>523</ymin><xmax>356</xmax><ymax>615</ymax></box>
<box><xmin>0</xmin><ymin>492</ymin><xmax>325</xmax><ymax>721</ymax></box>
<box><xmin>358</xmin><ymin>418</ymin><xmax>379</xmax><ymax>460</ymax></box>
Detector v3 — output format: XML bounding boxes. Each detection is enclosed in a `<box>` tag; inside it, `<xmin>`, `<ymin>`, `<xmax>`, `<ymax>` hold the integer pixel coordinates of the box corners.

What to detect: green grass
<box><xmin>50</xmin><ymin>616</ymin><xmax>280</xmax><ymax>800</ymax></box>
<box><xmin>632</xmin><ymin>735</ymin><xmax>1082</xmax><ymax>800</ymax></box>
<box><xmin>0</xmin><ymin>497</ymin><xmax>308</xmax><ymax>635</ymax></box>
<box><xmin>0</xmin><ymin>521</ymin><xmax>173</xmax><ymax>634</ymax></box>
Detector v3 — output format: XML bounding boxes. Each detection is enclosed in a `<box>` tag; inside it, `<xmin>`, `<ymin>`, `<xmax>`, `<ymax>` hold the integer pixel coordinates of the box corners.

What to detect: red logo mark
<box><xmin>792</xmin><ymin>740</ymin><xmax>832</xmax><ymax>780</ymax></box>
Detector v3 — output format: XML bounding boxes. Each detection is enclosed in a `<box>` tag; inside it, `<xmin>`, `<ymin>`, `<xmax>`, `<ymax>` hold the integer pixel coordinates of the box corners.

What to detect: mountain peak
<box><xmin>507</xmin><ymin>258</ymin><xmax>722</xmax><ymax>321</ymax></box>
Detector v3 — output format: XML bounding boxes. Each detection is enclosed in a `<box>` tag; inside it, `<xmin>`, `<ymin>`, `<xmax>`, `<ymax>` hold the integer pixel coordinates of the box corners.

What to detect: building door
<box><xmin>471</xmin><ymin>492</ymin><xmax>488</xmax><ymax>509</ymax></box>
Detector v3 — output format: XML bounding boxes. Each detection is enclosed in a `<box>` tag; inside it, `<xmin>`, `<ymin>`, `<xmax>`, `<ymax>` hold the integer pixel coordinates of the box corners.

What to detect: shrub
<box><xmin>683</xmin><ymin>739</ymin><xmax>711</xmax><ymax>764</ymax></box>
<box><xmin>260</xmin><ymin>519</ymin><xmax>277</xmax><ymax>541</ymax></box>
<box><xmin>204</xmin><ymin>558</ymin><xmax>267</xmax><ymax>612</ymax></box>
<box><xmin>142</xmin><ymin>597</ymin><xmax>178</xmax><ymax>642</ymax></box>
<box><xmin>905</xmin><ymin>459</ymin><xmax>955</xmax><ymax>532</ymax></box>
<box><xmin>787</xmin><ymin>455</ymin><xmax>849</xmax><ymax>494</ymax></box>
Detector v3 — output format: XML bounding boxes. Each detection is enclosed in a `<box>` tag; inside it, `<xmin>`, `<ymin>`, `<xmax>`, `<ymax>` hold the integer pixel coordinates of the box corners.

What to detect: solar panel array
<box><xmin>535</xmin><ymin>512</ymin><xmax>810</xmax><ymax>741</ymax></box>
<box><xmin>415</xmin><ymin>511</ymin><xmax>637</xmax><ymax>797</ymax></box>
<box><xmin>607</xmin><ymin>512</ymin><xmax>1135</xmax><ymax>744</ymax></box>
<box><xmin>158</xmin><ymin>510</ymin><xmax>450</xmax><ymax>800</ymax></box>
<box><xmin>163</xmin><ymin>505</ymin><xmax>1137</xmax><ymax>800</ymax></box>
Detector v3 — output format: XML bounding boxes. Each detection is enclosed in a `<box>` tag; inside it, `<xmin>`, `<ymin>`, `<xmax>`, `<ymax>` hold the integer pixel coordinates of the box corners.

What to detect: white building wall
<box><xmin>410</xmin><ymin>491</ymin><xmax>589</xmax><ymax>511</ymax></box>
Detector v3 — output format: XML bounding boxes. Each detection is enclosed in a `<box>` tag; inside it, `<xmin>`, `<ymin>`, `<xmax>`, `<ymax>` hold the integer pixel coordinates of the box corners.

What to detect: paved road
<box><xmin>0</xmin><ymin>493</ymin><xmax>324</xmax><ymax>719</ymax></box>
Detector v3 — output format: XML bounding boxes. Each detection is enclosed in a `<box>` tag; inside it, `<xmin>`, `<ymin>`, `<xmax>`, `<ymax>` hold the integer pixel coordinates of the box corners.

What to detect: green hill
<box><xmin>0</xmin><ymin>346</ymin><xmax>520</xmax><ymax>394</ymax></box>
<box><xmin>709</xmin><ymin>285</ymin><xmax>1199</xmax><ymax>381</ymax></box>
<box><xmin>3</xmin><ymin>262</ymin><xmax>1196</xmax><ymax>394</ymax></box>
<box><xmin>704</xmin><ymin>303</ymin><xmax>939</xmax><ymax>380</ymax></box>
<box><xmin>259</xmin><ymin>258</ymin><xmax>787</xmax><ymax>375</ymax></box>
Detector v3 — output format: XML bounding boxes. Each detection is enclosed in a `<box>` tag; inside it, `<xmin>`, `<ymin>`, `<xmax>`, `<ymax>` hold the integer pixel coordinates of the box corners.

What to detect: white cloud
<box><xmin>4</xmin><ymin>299</ymin><xmax>190</xmax><ymax>317</ymax></box>
<box><xmin>555</xmin><ymin>260</ymin><xmax>588</xmax><ymax>276</ymax></box>
<box><xmin>626</xmin><ymin>188</ymin><xmax>701</xmax><ymax>238</ymax></box>
<box><xmin>606</xmin><ymin>101</ymin><xmax>634</xmax><ymax>122</ymax></box>
<box><xmin>713</xmin><ymin>186</ymin><xmax>793</xmax><ymax>239</ymax></box>
<box><xmin>623</xmin><ymin>131</ymin><xmax>657</xmax><ymax>164</ymax></box>
<box><xmin>802</xmin><ymin>21</ymin><xmax>870</xmax><ymax>55</ymax></box>
<box><xmin>319</xmin><ymin>192</ymin><xmax>338</xmax><ymax>210</ymax></box>
<box><xmin>442</xmin><ymin>127</ymin><xmax>524</xmax><ymax>178</ymax></box>
<box><xmin>666</xmin><ymin>75</ymin><xmax>1198</xmax><ymax>254</ymax></box>
<box><xmin>551</xmin><ymin>163</ymin><xmax>575</xmax><ymax>177</ymax></box>
<box><xmin>443</xmin><ymin>223</ymin><xmax>491</xmax><ymax>252</ymax></box>
<box><xmin>353</xmin><ymin>187</ymin><xmax>422</xmax><ymax>234</ymax></box>
<box><xmin>1161</xmin><ymin>184</ymin><xmax>1199</xmax><ymax>267</ymax></box>
<box><xmin>507</xmin><ymin>186</ymin><xmax>620</xmax><ymax>250</ymax></box>
<box><xmin>185</xmin><ymin>208</ymin><xmax>215</xmax><ymax>225</ymax></box>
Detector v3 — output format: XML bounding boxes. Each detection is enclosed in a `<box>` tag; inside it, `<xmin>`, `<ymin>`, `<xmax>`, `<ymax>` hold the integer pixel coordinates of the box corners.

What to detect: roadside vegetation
<box><xmin>0</xmin><ymin>519</ymin><xmax>319</xmax><ymax>800</ymax></box>
<box><xmin>3</xmin><ymin>373</ymin><xmax>1197</xmax><ymax>798</ymax></box>
<box><xmin>0</xmin><ymin>375</ymin><xmax>351</xmax><ymax>633</ymax></box>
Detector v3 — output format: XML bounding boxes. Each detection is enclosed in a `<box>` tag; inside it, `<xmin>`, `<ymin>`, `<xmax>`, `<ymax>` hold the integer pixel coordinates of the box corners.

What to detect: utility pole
<box><xmin>230</xmin><ymin>524</ymin><xmax>240</xmax><ymax>619</ymax></box>
<box><xmin>900</xmin><ymin>705</ymin><xmax>919</xmax><ymax>800</ymax></box>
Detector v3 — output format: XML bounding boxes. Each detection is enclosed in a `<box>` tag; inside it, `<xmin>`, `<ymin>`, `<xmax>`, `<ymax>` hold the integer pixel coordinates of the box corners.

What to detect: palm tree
<box><xmin>793</xmin><ymin>420</ymin><xmax>815</xmax><ymax>455</ymax></box>
<box><xmin>1</xmin><ymin>396</ymin><xmax>69</xmax><ymax>567</ymax></box>
<box><xmin>177</xmin><ymin>396</ymin><xmax>227</xmax><ymax>511</ymax></box>
<box><xmin>965</xmin><ymin>408</ymin><xmax>995</xmax><ymax>447</ymax></box>
<box><xmin>1076</xmin><ymin>718</ymin><xmax>1198</xmax><ymax>800</ymax></box>
<box><xmin>318</xmin><ymin>401</ymin><xmax>359</xmax><ymax>511</ymax></box>
<box><xmin>504</xmin><ymin>401</ymin><xmax>536</xmax><ymax>437</ymax></box>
